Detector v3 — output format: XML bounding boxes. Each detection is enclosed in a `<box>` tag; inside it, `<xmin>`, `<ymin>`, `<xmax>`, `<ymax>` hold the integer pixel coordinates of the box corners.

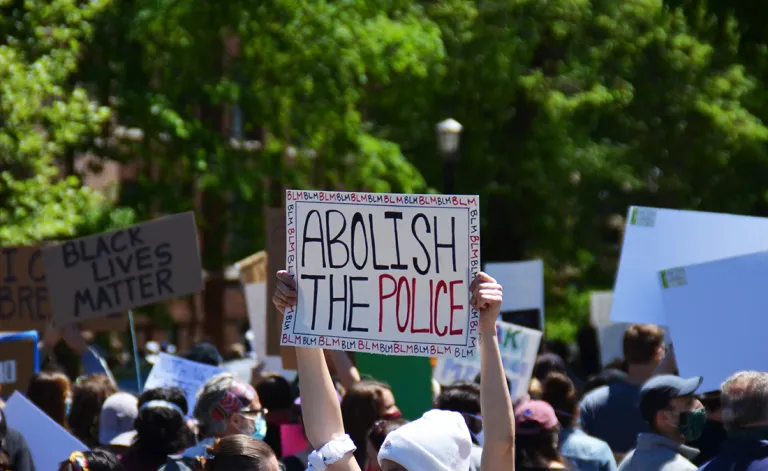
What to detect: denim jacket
<box><xmin>560</xmin><ymin>427</ymin><xmax>618</xmax><ymax>471</ymax></box>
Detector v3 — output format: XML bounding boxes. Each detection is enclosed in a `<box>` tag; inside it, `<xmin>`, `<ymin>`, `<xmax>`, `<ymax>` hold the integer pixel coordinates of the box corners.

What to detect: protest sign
<box><xmin>42</xmin><ymin>212</ymin><xmax>204</xmax><ymax>326</ymax></box>
<box><xmin>659</xmin><ymin>251</ymin><xmax>768</xmax><ymax>394</ymax></box>
<box><xmin>0</xmin><ymin>331</ymin><xmax>38</xmax><ymax>398</ymax></box>
<box><xmin>144</xmin><ymin>352</ymin><xmax>223</xmax><ymax>416</ymax></box>
<box><xmin>5</xmin><ymin>391</ymin><xmax>88</xmax><ymax>470</ymax></box>
<box><xmin>590</xmin><ymin>291</ymin><xmax>628</xmax><ymax>366</ymax></box>
<box><xmin>611</xmin><ymin>207</ymin><xmax>768</xmax><ymax>325</ymax></box>
<box><xmin>0</xmin><ymin>246</ymin><xmax>130</xmax><ymax>332</ymax></box>
<box><xmin>485</xmin><ymin>260</ymin><xmax>544</xmax><ymax>330</ymax></box>
<box><xmin>236</xmin><ymin>250</ymin><xmax>268</xmax><ymax>362</ymax></box>
<box><xmin>282</xmin><ymin>190</ymin><xmax>481</xmax><ymax>358</ymax></box>
<box><xmin>433</xmin><ymin>321</ymin><xmax>542</xmax><ymax>399</ymax></box>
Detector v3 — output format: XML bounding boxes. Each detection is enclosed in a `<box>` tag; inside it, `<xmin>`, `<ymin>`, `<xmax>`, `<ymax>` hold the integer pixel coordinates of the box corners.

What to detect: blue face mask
<box><xmin>238</xmin><ymin>414</ymin><xmax>267</xmax><ymax>440</ymax></box>
<box><xmin>253</xmin><ymin>415</ymin><xmax>267</xmax><ymax>440</ymax></box>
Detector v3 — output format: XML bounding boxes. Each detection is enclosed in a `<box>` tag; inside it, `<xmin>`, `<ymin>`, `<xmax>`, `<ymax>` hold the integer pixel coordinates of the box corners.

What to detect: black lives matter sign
<box><xmin>282</xmin><ymin>190</ymin><xmax>481</xmax><ymax>358</ymax></box>
<box><xmin>42</xmin><ymin>212</ymin><xmax>204</xmax><ymax>326</ymax></box>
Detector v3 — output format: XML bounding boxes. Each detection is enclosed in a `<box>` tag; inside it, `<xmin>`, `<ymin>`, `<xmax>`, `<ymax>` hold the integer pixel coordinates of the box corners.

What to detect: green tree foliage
<box><xmin>368</xmin><ymin>0</ymin><xmax>768</xmax><ymax>339</ymax></box>
<box><xmin>0</xmin><ymin>0</ymin><xmax>112</xmax><ymax>244</ymax></box>
<box><xmin>81</xmin><ymin>0</ymin><xmax>444</xmax><ymax>256</ymax></box>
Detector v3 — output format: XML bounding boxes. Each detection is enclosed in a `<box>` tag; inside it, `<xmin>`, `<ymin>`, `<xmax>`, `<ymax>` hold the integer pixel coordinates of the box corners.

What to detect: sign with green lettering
<box><xmin>42</xmin><ymin>212</ymin><xmax>203</xmax><ymax>326</ymax></box>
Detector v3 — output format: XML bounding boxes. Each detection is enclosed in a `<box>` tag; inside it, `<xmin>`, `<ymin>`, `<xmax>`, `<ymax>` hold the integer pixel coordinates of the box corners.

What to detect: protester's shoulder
<box><xmin>616</xmin><ymin>449</ymin><xmax>635</xmax><ymax>471</ymax></box>
<box><xmin>3</xmin><ymin>428</ymin><xmax>30</xmax><ymax>451</ymax></box>
<box><xmin>563</xmin><ymin>429</ymin><xmax>613</xmax><ymax>456</ymax></box>
<box><xmin>581</xmin><ymin>385</ymin><xmax>611</xmax><ymax>407</ymax></box>
<box><xmin>658</xmin><ymin>455</ymin><xmax>697</xmax><ymax>471</ymax></box>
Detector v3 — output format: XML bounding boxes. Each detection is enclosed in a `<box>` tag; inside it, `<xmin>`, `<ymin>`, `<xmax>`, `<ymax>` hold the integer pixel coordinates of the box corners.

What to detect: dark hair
<box><xmin>367</xmin><ymin>418</ymin><xmax>408</xmax><ymax>450</ymax></box>
<box><xmin>623</xmin><ymin>324</ymin><xmax>664</xmax><ymax>364</ymax></box>
<box><xmin>203</xmin><ymin>435</ymin><xmax>276</xmax><ymax>471</ymax></box>
<box><xmin>0</xmin><ymin>408</ymin><xmax>10</xmax><ymax>470</ymax></box>
<box><xmin>584</xmin><ymin>368</ymin><xmax>627</xmax><ymax>394</ymax></box>
<box><xmin>133</xmin><ymin>387</ymin><xmax>193</xmax><ymax>460</ymax></box>
<box><xmin>58</xmin><ymin>450</ymin><xmax>125</xmax><ymax>471</ymax></box>
<box><xmin>186</xmin><ymin>343</ymin><xmax>223</xmax><ymax>367</ymax></box>
<box><xmin>541</xmin><ymin>373</ymin><xmax>577</xmax><ymax>427</ymax></box>
<box><xmin>435</xmin><ymin>382</ymin><xmax>482</xmax><ymax>435</ymax></box>
<box><xmin>515</xmin><ymin>430</ymin><xmax>565</xmax><ymax>468</ymax></box>
<box><xmin>256</xmin><ymin>374</ymin><xmax>293</xmax><ymax>411</ymax></box>
<box><xmin>28</xmin><ymin>371</ymin><xmax>71</xmax><ymax>427</ymax></box>
<box><xmin>533</xmin><ymin>354</ymin><xmax>567</xmax><ymax>382</ymax></box>
<box><xmin>69</xmin><ymin>374</ymin><xmax>118</xmax><ymax>448</ymax></box>
<box><xmin>341</xmin><ymin>381</ymin><xmax>393</xmax><ymax>467</ymax></box>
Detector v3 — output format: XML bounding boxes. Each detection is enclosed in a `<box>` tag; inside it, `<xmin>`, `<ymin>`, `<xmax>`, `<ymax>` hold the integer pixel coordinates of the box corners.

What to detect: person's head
<box><xmin>514</xmin><ymin>400</ymin><xmax>563</xmax><ymax>468</ymax></box>
<box><xmin>341</xmin><ymin>381</ymin><xmax>400</xmax><ymax>465</ymax></box>
<box><xmin>255</xmin><ymin>374</ymin><xmax>293</xmax><ymax>413</ymax></box>
<box><xmin>640</xmin><ymin>375</ymin><xmax>705</xmax><ymax>443</ymax></box>
<box><xmin>99</xmin><ymin>392</ymin><xmax>139</xmax><ymax>446</ymax></box>
<box><xmin>69</xmin><ymin>374</ymin><xmax>119</xmax><ymax>447</ymax></box>
<box><xmin>27</xmin><ymin>371</ymin><xmax>71</xmax><ymax>426</ymax></box>
<box><xmin>202</xmin><ymin>435</ymin><xmax>279</xmax><ymax>471</ymax></box>
<box><xmin>377</xmin><ymin>410</ymin><xmax>471</xmax><ymax>471</ymax></box>
<box><xmin>134</xmin><ymin>387</ymin><xmax>194</xmax><ymax>458</ymax></box>
<box><xmin>623</xmin><ymin>324</ymin><xmax>665</xmax><ymax>368</ymax></box>
<box><xmin>195</xmin><ymin>373</ymin><xmax>265</xmax><ymax>440</ymax></box>
<box><xmin>699</xmin><ymin>390</ymin><xmax>723</xmax><ymax>422</ymax></box>
<box><xmin>721</xmin><ymin>371</ymin><xmax>768</xmax><ymax>432</ymax></box>
<box><xmin>58</xmin><ymin>450</ymin><xmax>125</xmax><ymax>471</ymax></box>
<box><xmin>533</xmin><ymin>353</ymin><xmax>567</xmax><ymax>382</ymax></box>
<box><xmin>434</xmin><ymin>382</ymin><xmax>482</xmax><ymax>437</ymax></box>
<box><xmin>366</xmin><ymin>419</ymin><xmax>408</xmax><ymax>471</ymax></box>
<box><xmin>542</xmin><ymin>372</ymin><xmax>578</xmax><ymax>427</ymax></box>
<box><xmin>186</xmin><ymin>343</ymin><xmax>223</xmax><ymax>367</ymax></box>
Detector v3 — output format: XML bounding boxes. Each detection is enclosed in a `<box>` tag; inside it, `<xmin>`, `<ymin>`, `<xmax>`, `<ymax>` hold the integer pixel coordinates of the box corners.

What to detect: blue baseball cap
<box><xmin>640</xmin><ymin>375</ymin><xmax>703</xmax><ymax>423</ymax></box>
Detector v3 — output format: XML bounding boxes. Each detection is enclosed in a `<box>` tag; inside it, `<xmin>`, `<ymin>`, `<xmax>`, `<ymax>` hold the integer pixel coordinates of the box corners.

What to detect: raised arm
<box><xmin>471</xmin><ymin>272</ymin><xmax>515</xmax><ymax>471</ymax></box>
<box><xmin>273</xmin><ymin>271</ymin><xmax>361</xmax><ymax>471</ymax></box>
<box><xmin>326</xmin><ymin>350</ymin><xmax>361</xmax><ymax>391</ymax></box>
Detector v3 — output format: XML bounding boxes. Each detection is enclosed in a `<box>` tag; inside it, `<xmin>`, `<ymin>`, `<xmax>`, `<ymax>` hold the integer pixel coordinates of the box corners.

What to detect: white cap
<box><xmin>378</xmin><ymin>410</ymin><xmax>472</xmax><ymax>471</ymax></box>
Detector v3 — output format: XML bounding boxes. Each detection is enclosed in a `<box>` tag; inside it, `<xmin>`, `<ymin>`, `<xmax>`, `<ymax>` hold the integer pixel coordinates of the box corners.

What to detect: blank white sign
<box><xmin>659</xmin><ymin>250</ymin><xmax>768</xmax><ymax>394</ymax></box>
<box><xmin>611</xmin><ymin>206</ymin><xmax>768</xmax><ymax>326</ymax></box>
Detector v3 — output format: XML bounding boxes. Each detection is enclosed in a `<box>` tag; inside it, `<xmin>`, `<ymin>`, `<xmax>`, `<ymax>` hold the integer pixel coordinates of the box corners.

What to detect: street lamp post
<box><xmin>436</xmin><ymin>118</ymin><xmax>463</xmax><ymax>194</ymax></box>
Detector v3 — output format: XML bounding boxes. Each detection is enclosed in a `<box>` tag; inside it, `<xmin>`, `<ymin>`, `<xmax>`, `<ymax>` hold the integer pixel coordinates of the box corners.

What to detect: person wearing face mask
<box><xmin>618</xmin><ymin>375</ymin><xmax>707</xmax><ymax>471</ymax></box>
<box><xmin>164</xmin><ymin>373</ymin><xmax>266</xmax><ymax>468</ymax></box>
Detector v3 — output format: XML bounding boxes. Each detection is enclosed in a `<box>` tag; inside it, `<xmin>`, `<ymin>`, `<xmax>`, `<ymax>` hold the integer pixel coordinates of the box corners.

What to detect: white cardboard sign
<box><xmin>42</xmin><ymin>212</ymin><xmax>204</xmax><ymax>326</ymax></box>
<box><xmin>282</xmin><ymin>190</ymin><xmax>481</xmax><ymax>358</ymax></box>
<box><xmin>433</xmin><ymin>321</ymin><xmax>542</xmax><ymax>399</ymax></box>
<box><xmin>4</xmin><ymin>391</ymin><xmax>87</xmax><ymax>470</ymax></box>
<box><xmin>243</xmin><ymin>282</ymin><xmax>267</xmax><ymax>361</ymax></box>
<box><xmin>611</xmin><ymin>206</ymin><xmax>768</xmax><ymax>325</ymax></box>
<box><xmin>659</xmin><ymin>251</ymin><xmax>768</xmax><ymax>394</ymax></box>
<box><xmin>485</xmin><ymin>260</ymin><xmax>544</xmax><ymax>329</ymax></box>
<box><xmin>144</xmin><ymin>352</ymin><xmax>224</xmax><ymax>416</ymax></box>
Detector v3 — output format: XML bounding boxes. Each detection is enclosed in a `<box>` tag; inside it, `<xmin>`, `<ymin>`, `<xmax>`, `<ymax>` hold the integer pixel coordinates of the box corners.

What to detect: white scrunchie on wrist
<box><xmin>307</xmin><ymin>434</ymin><xmax>357</xmax><ymax>471</ymax></box>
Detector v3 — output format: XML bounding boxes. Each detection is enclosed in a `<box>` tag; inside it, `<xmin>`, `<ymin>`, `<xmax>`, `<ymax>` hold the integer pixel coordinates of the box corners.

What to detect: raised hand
<box><xmin>272</xmin><ymin>270</ymin><xmax>297</xmax><ymax>315</ymax></box>
<box><xmin>469</xmin><ymin>272</ymin><xmax>503</xmax><ymax>330</ymax></box>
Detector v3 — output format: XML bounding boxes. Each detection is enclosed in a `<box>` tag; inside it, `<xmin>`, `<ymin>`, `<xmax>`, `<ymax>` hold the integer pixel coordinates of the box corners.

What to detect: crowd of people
<box><xmin>0</xmin><ymin>271</ymin><xmax>766</xmax><ymax>471</ymax></box>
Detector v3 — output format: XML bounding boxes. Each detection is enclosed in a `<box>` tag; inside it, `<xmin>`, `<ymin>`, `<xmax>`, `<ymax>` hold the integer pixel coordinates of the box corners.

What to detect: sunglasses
<box><xmin>239</xmin><ymin>407</ymin><xmax>268</xmax><ymax>419</ymax></box>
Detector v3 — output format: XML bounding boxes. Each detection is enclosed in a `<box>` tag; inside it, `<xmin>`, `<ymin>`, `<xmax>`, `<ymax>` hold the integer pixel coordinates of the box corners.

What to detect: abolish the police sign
<box><xmin>281</xmin><ymin>190</ymin><xmax>481</xmax><ymax>358</ymax></box>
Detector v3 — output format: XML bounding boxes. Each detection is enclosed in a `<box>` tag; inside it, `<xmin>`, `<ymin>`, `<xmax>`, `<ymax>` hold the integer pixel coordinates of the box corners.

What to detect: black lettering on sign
<box><xmin>433</xmin><ymin>216</ymin><xmax>457</xmax><ymax>274</ymax></box>
<box><xmin>0</xmin><ymin>248</ymin><xmax>50</xmax><ymax>324</ymax></box>
<box><xmin>68</xmin><ymin>226</ymin><xmax>176</xmax><ymax>317</ymax></box>
<box><xmin>384</xmin><ymin>212</ymin><xmax>407</xmax><ymax>270</ymax></box>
